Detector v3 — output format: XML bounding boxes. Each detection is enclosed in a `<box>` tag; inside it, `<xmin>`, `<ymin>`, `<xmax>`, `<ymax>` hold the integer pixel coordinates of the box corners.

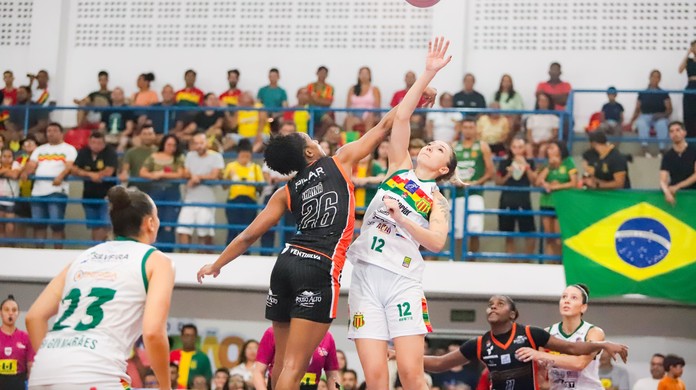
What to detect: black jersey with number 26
<box><xmin>460</xmin><ymin>323</ymin><xmax>551</xmax><ymax>390</ymax></box>
<box><xmin>285</xmin><ymin>156</ymin><xmax>355</xmax><ymax>266</ymax></box>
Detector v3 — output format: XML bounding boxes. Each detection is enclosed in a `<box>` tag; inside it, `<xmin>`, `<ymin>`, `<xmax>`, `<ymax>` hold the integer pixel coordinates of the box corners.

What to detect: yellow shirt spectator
<box><xmin>224</xmin><ymin>160</ymin><xmax>264</xmax><ymax>200</ymax></box>
<box><xmin>238</xmin><ymin>102</ymin><xmax>271</xmax><ymax>138</ymax></box>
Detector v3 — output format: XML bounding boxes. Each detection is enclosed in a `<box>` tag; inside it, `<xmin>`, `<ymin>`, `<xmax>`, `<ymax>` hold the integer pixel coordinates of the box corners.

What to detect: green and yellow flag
<box><xmin>552</xmin><ymin>190</ymin><xmax>696</xmax><ymax>303</ymax></box>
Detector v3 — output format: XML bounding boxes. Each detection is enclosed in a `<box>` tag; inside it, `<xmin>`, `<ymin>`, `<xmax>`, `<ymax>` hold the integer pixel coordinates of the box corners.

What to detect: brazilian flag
<box><xmin>552</xmin><ymin>190</ymin><xmax>696</xmax><ymax>304</ymax></box>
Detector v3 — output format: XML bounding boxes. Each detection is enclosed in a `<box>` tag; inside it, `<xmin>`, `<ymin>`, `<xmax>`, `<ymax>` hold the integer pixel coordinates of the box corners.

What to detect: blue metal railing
<box><xmin>0</xmin><ymin>175</ymin><xmax>571</xmax><ymax>262</ymax></box>
<box><xmin>0</xmin><ymin>104</ymin><xmax>571</xmax><ymax>142</ymax></box>
<box><xmin>567</xmin><ymin>88</ymin><xmax>696</xmax><ymax>151</ymax></box>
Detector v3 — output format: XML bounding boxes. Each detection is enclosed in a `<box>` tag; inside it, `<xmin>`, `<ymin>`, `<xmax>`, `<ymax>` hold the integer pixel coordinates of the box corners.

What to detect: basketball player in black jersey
<box><xmin>197</xmin><ymin>91</ymin><xmax>435</xmax><ymax>390</ymax></box>
<box><xmin>420</xmin><ymin>295</ymin><xmax>628</xmax><ymax>390</ymax></box>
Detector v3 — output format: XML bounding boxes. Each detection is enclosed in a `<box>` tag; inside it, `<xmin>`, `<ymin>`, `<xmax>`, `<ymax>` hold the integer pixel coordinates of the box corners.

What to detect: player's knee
<box><xmin>396</xmin><ymin>369</ymin><xmax>426</xmax><ymax>389</ymax></box>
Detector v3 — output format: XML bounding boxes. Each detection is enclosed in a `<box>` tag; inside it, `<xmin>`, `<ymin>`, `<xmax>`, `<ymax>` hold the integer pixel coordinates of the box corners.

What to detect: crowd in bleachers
<box><xmin>1</xmin><ymin>50</ymin><xmax>695</xmax><ymax>260</ymax></box>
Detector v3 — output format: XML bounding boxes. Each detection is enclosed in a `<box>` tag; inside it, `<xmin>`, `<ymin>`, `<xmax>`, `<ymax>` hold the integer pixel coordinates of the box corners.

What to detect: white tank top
<box><xmin>547</xmin><ymin>321</ymin><xmax>603</xmax><ymax>390</ymax></box>
<box><xmin>29</xmin><ymin>238</ymin><xmax>157</xmax><ymax>387</ymax></box>
<box><xmin>347</xmin><ymin>169</ymin><xmax>436</xmax><ymax>281</ymax></box>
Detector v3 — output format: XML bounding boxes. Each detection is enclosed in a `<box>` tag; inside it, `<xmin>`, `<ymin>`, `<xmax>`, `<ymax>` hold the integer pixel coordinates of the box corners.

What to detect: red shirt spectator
<box><xmin>220</xmin><ymin>69</ymin><xmax>241</xmax><ymax>106</ymax></box>
<box><xmin>536</xmin><ymin>62</ymin><xmax>572</xmax><ymax>110</ymax></box>
<box><xmin>176</xmin><ymin>69</ymin><xmax>204</xmax><ymax>106</ymax></box>
<box><xmin>390</xmin><ymin>71</ymin><xmax>427</xmax><ymax>107</ymax></box>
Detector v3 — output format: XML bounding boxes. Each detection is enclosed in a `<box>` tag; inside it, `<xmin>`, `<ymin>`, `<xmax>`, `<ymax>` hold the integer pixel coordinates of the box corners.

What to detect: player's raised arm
<box><xmin>388</xmin><ymin>37</ymin><xmax>452</xmax><ymax>175</ymax></box>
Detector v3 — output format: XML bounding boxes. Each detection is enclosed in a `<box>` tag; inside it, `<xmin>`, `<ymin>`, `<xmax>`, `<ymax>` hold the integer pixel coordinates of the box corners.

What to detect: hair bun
<box><xmin>108</xmin><ymin>186</ymin><xmax>132</xmax><ymax>212</ymax></box>
<box><xmin>7</xmin><ymin>294</ymin><xmax>14</xmax><ymax>300</ymax></box>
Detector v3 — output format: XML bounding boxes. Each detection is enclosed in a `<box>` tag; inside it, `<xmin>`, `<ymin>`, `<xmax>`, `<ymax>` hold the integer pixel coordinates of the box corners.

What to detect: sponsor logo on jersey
<box><xmin>402</xmin><ymin>256</ymin><xmax>412</xmax><ymax>268</ymax></box>
<box><xmin>483</xmin><ymin>355</ymin><xmax>499</xmax><ymax>360</ymax></box>
<box><xmin>501</xmin><ymin>354</ymin><xmax>511</xmax><ymax>365</ymax></box>
<box><xmin>16</xmin><ymin>343</ymin><xmax>25</xmax><ymax>350</ymax></box>
<box><xmin>352</xmin><ymin>312</ymin><xmax>365</xmax><ymax>329</ymax></box>
<box><xmin>513</xmin><ymin>335</ymin><xmax>527</xmax><ymax>344</ymax></box>
<box><xmin>486</xmin><ymin>344</ymin><xmax>494</xmax><ymax>355</ymax></box>
<box><xmin>266</xmin><ymin>289</ymin><xmax>278</xmax><ymax>307</ymax></box>
<box><xmin>296</xmin><ymin>290</ymin><xmax>322</xmax><ymax>307</ymax></box>
<box><xmin>294</xmin><ymin>166</ymin><xmax>325</xmax><ymax>191</ymax></box>
<box><xmin>82</xmin><ymin>252</ymin><xmax>130</xmax><ymax>264</ymax></box>
<box><xmin>317</xmin><ymin>347</ymin><xmax>328</xmax><ymax>357</ymax></box>
<box><xmin>302</xmin><ymin>183</ymin><xmax>324</xmax><ymax>201</ymax></box>
<box><xmin>376</xmin><ymin>222</ymin><xmax>392</xmax><ymax>235</ymax></box>
<box><xmin>290</xmin><ymin>247</ymin><xmax>321</xmax><ymax>260</ymax></box>
<box><xmin>380</xmin><ymin>175</ymin><xmax>433</xmax><ymax>218</ymax></box>
<box><xmin>74</xmin><ymin>270</ymin><xmax>118</xmax><ymax>282</ymax></box>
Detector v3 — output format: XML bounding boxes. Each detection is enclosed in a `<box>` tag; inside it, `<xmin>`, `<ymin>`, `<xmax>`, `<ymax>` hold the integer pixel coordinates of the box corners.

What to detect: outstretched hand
<box><xmin>425</xmin><ymin>37</ymin><xmax>452</xmax><ymax>73</ymax></box>
<box><xmin>196</xmin><ymin>264</ymin><xmax>220</xmax><ymax>284</ymax></box>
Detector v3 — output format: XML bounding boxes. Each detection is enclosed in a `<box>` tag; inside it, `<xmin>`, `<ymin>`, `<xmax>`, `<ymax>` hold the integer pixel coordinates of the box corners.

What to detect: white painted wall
<box><xmin>3</xmin><ymin>0</ymin><xmax>692</xmax><ymax>131</ymax></box>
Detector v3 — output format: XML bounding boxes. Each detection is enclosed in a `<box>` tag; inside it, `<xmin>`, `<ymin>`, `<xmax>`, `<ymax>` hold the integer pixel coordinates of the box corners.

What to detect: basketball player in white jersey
<box><xmin>346</xmin><ymin>37</ymin><xmax>455</xmax><ymax>390</ymax></box>
<box><xmin>26</xmin><ymin>186</ymin><xmax>175</xmax><ymax>390</ymax></box>
<box><xmin>516</xmin><ymin>284</ymin><xmax>604</xmax><ymax>390</ymax></box>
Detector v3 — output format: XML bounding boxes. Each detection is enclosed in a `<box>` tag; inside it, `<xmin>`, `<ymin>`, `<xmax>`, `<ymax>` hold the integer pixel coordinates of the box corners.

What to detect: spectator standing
<box><xmin>71</xmin><ymin>131</ymin><xmax>118</xmax><ymax>241</ymax></box>
<box><xmin>0</xmin><ymin>295</ymin><xmax>35</xmax><ymax>390</ymax></box>
<box><xmin>678</xmin><ymin>40</ymin><xmax>696</xmax><ymax>138</ymax></box>
<box><xmin>28</xmin><ymin>70</ymin><xmax>50</xmax><ymax>106</ymax></box>
<box><xmin>536</xmin><ymin>141</ymin><xmax>577</xmax><ymax>258</ymax></box>
<box><xmin>139</xmin><ymin>134</ymin><xmax>186</xmax><ymax>250</ymax></box>
<box><xmin>119</xmin><ymin>124</ymin><xmax>157</xmax><ymax>192</ymax></box>
<box><xmin>453</xmin><ymin>73</ymin><xmax>486</xmax><ymax>116</ymax></box>
<box><xmin>492</xmin><ymin>74</ymin><xmax>525</xmax><ymax>132</ymax></box>
<box><xmin>185</xmin><ymin>93</ymin><xmax>225</xmax><ymax>147</ymax></box>
<box><xmin>176</xmin><ymin>132</ymin><xmax>224</xmax><ymax>252</ymax></box>
<box><xmin>73</xmin><ymin>71</ymin><xmax>111</xmax><ymax>127</ymax></box>
<box><xmin>1</xmin><ymin>70</ymin><xmax>17</xmax><ymax>106</ymax></box>
<box><xmin>629</xmin><ymin>70</ymin><xmax>672</xmax><ymax>156</ymax></box>
<box><xmin>599</xmin><ymin>351</ymin><xmax>630</xmax><ymax>390</ymax></box>
<box><xmin>307</xmin><ymin>66</ymin><xmax>335</xmax><ymax>139</ymax></box>
<box><xmin>536</xmin><ymin>62</ymin><xmax>572</xmax><ymax>110</ymax></box>
<box><xmin>657</xmin><ymin>355</ymin><xmax>685</xmax><ymax>390</ymax></box>
<box><xmin>477</xmin><ymin>101</ymin><xmax>511</xmax><ymax>155</ymax></box>
<box><xmin>345</xmin><ymin>66</ymin><xmax>381</xmax><ymax>132</ymax></box>
<box><xmin>74</xmin><ymin>70</ymin><xmax>111</xmax><ymax>107</ymax></box>
<box><xmin>232</xmin><ymin>92</ymin><xmax>270</xmax><ymax>152</ymax></box>
<box><xmin>660</xmin><ymin>121</ymin><xmax>696</xmax><ymax>205</ymax></box>
<box><xmin>1</xmin><ymin>70</ymin><xmax>17</xmax><ymax>130</ymax></box>
<box><xmin>131</xmin><ymin>72</ymin><xmax>159</xmax><ymax>106</ymax></box>
<box><xmin>583</xmin><ymin>131</ymin><xmax>631</xmax><ymax>189</ymax></box>
<box><xmin>6</xmin><ymin>86</ymin><xmax>48</xmax><ymax>141</ymax></box>
<box><xmin>426</xmin><ymin>92</ymin><xmax>462</xmax><ymax>142</ymax></box>
<box><xmin>21</xmin><ymin>122</ymin><xmax>77</xmax><ymax>249</ymax></box>
<box><xmin>220</xmin><ymin>69</ymin><xmax>241</xmax><ymax>107</ymax></box>
<box><xmin>633</xmin><ymin>354</ymin><xmax>665</xmax><ymax>390</ymax></box>
<box><xmin>526</xmin><ymin>92</ymin><xmax>559</xmax><ymax>158</ymax></box>
<box><xmin>176</xmin><ymin>69</ymin><xmax>205</xmax><ymax>107</ymax></box>
<box><xmin>150</xmin><ymin>84</ymin><xmax>182</xmax><ymax>135</ymax></box>
<box><xmin>282</xmin><ymin>87</ymin><xmax>311</xmax><ymax>134</ymax></box>
<box><xmin>453</xmin><ymin>118</ymin><xmax>495</xmax><ymax>259</ymax></box>
<box><xmin>223</xmin><ymin>139</ymin><xmax>264</xmax><ymax>244</ymax></box>
<box><xmin>170</xmin><ymin>324</ymin><xmax>212</xmax><ymax>389</ymax></box>
<box><xmin>257</xmin><ymin>68</ymin><xmax>288</xmax><ymax>126</ymax></box>
<box><xmin>230</xmin><ymin>339</ymin><xmax>259</xmax><ymax>386</ymax></box>
<box><xmin>101</xmin><ymin>87</ymin><xmax>136</xmax><ymax>152</ymax></box>
<box><xmin>13</xmin><ymin>135</ymin><xmax>37</xmax><ymax>242</ymax></box>
<box><xmin>597</xmin><ymin>87</ymin><xmax>625</xmax><ymax>141</ymax></box>
<box><xmin>0</xmin><ymin>148</ymin><xmax>21</xmax><ymax>242</ymax></box>
<box><xmin>494</xmin><ymin>137</ymin><xmax>537</xmax><ymax>258</ymax></box>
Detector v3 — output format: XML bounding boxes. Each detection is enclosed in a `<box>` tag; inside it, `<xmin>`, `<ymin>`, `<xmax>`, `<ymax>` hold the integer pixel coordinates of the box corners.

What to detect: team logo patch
<box><xmin>402</xmin><ymin>256</ymin><xmax>412</xmax><ymax>268</ymax></box>
<box><xmin>513</xmin><ymin>335</ymin><xmax>527</xmax><ymax>344</ymax></box>
<box><xmin>4</xmin><ymin>347</ymin><xmax>11</xmax><ymax>356</ymax></box>
<box><xmin>352</xmin><ymin>313</ymin><xmax>365</xmax><ymax>329</ymax></box>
